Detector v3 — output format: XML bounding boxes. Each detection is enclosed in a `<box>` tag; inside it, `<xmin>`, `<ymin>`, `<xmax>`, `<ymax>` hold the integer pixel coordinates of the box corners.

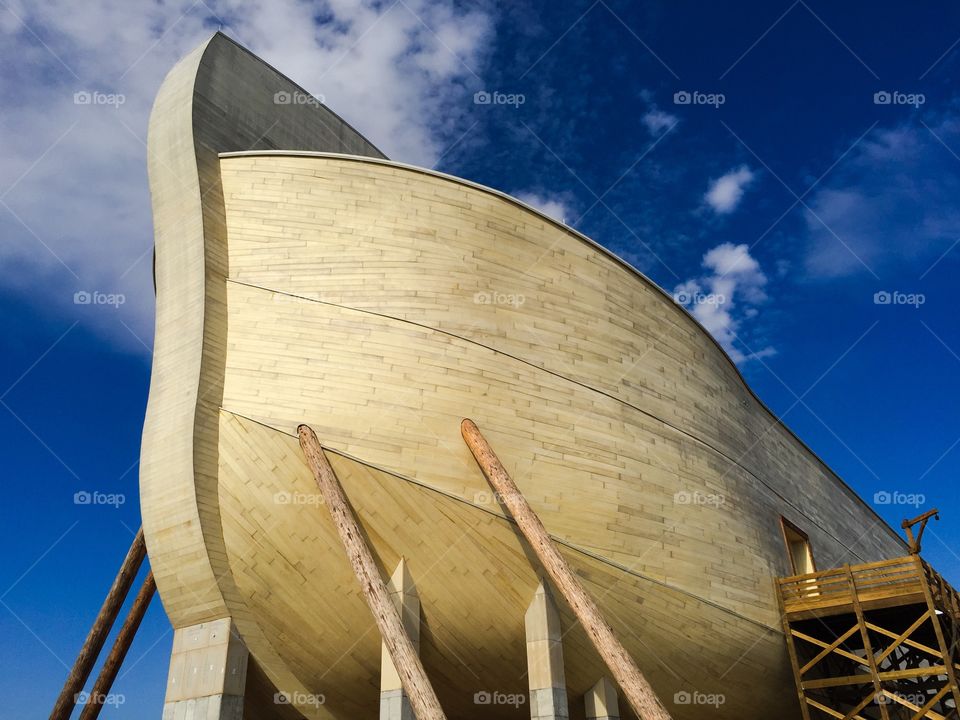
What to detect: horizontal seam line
<box><xmin>221</xmin><ymin>406</ymin><xmax>780</xmax><ymax>633</ymax></box>
<box><xmin>225</xmin><ymin>276</ymin><xmax>880</xmax><ymax>562</ymax></box>
<box><xmin>216</xmin><ymin>149</ymin><xmax>903</xmax><ymax>548</ymax></box>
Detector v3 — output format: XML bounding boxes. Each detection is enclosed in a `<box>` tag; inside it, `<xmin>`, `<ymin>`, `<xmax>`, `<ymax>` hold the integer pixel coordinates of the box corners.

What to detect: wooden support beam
<box><xmin>460</xmin><ymin>419</ymin><xmax>673</xmax><ymax>720</ymax></box>
<box><xmin>866</xmin><ymin>620</ymin><xmax>942</xmax><ymax>658</ymax></box>
<box><xmin>78</xmin><ymin>571</ymin><xmax>156</xmax><ymax>720</ymax></box>
<box><xmin>802</xmin><ymin>666</ymin><xmax>949</xmax><ymax>690</ymax></box>
<box><xmin>901</xmin><ymin>508</ymin><xmax>939</xmax><ymax>554</ymax></box>
<box><xmin>916</xmin><ymin>555</ymin><xmax>960</xmax><ymax>709</ymax></box>
<box><xmin>882</xmin><ymin>691</ymin><xmax>946</xmax><ymax>720</ymax></box>
<box><xmin>799</xmin><ymin>623</ymin><xmax>860</xmax><ymax>676</ymax></box>
<box><xmin>50</xmin><ymin>527</ymin><xmax>147</xmax><ymax>720</ymax></box>
<box><xmin>790</xmin><ymin>629</ymin><xmax>865</xmax><ymax>666</ymax></box>
<box><xmin>804</xmin><ymin>696</ymin><xmax>869</xmax><ymax>720</ymax></box>
<box><xmin>298</xmin><ymin>424</ymin><xmax>446</xmax><ymax>720</ymax></box>
<box><xmin>873</xmin><ymin>609</ymin><xmax>931</xmax><ymax>665</ymax></box>
<box><xmin>912</xmin><ymin>684</ymin><xmax>951</xmax><ymax>720</ymax></box>
<box><xmin>841</xmin><ymin>690</ymin><xmax>880</xmax><ymax>720</ymax></box>
<box><xmin>845</xmin><ymin>565</ymin><xmax>890</xmax><ymax>720</ymax></box>
<box><xmin>776</xmin><ymin>583</ymin><xmax>813</xmax><ymax>720</ymax></box>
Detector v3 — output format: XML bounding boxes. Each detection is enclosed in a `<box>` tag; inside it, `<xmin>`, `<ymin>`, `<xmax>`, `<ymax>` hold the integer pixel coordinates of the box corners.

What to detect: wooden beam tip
<box><xmin>297</xmin><ymin>424</ymin><xmax>319</xmax><ymax>448</ymax></box>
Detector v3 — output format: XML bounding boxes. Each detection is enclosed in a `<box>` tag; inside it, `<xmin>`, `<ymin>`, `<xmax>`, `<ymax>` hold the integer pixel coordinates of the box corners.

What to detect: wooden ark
<box><xmin>140</xmin><ymin>32</ymin><xmax>907</xmax><ymax>720</ymax></box>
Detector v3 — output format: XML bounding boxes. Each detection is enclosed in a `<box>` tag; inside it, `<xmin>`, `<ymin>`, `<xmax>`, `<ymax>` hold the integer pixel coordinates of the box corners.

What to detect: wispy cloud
<box><xmin>641</xmin><ymin>108</ymin><xmax>678</xmax><ymax>137</ymax></box>
<box><xmin>513</xmin><ymin>191</ymin><xmax>570</xmax><ymax>224</ymax></box>
<box><xmin>803</xmin><ymin>121</ymin><xmax>960</xmax><ymax>278</ymax></box>
<box><xmin>704</xmin><ymin>165</ymin><xmax>755</xmax><ymax>214</ymax></box>
<box><xmin>0</xmin><ymin>0</ymin><xmax>496</xmax><ymax>353</ymax></box>
<box><xmin>673</xmin><ymin>242</ymin><xmax>774</xmax><ymax>364</ymax></box>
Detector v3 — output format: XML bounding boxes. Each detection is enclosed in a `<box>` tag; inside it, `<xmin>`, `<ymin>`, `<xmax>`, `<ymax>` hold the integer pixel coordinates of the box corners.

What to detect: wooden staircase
<box><xmin>777</xmin><ymin>556</ymin><xmax>960</xmax><ymax>719</ymax></box>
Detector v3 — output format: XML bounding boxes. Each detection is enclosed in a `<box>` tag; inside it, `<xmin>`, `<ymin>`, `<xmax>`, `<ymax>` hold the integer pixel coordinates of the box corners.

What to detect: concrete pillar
<box><xmin>585</xmin><ymin>677</ymin><xmax>620</xmax><ymax>720</ymax></box>
<box><xmin>162</xmin><ymin>617</ymin><xmax>248</xmax><ymax>720</ymax></box>
<box><xmin>380</xmin><ymin>559</ymin><xmax>420</xmax><ymax>720</ymax></box>
<box><xmin>525</xmin><ymin>580</ymin><xmax>568</xmax><ymax>720</ymax></box>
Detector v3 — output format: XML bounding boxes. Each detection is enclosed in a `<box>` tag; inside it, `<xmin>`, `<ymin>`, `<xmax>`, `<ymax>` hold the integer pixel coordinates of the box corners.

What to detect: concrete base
<box><xmin>530</xmin><ymin>687</ymin><xmax>569</xmax><ymax>720</ymax></box>
<box><xmin>162</xmin><ymin>695</ymin><xmax>244</xmax><ymax>720</ymax></box>
<box><xmin>379</xmin><ymin>688</ymin><xmax>416</xmax><ymax>720</ymax></box>
<box><xmin>162</xmin><ymin>618</ymin><xmax>248</xmax><ymax>720</ymax></box>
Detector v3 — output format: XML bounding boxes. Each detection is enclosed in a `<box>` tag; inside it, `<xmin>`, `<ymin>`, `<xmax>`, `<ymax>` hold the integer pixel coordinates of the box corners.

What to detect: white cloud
<box><xmin>641</xmin><ymin>108</ymin><xmax>677</xmax><ymax>136</ymax></box>
<box><xmin>0</xmin><ymin>0</ymin><xmax>495</xmax><ymax>353</ymax></box>
<box><xmin>704</xmin><ymin>165</ymin><xmax>755</xmax><ymax>214</ymax></box>
<box><xmin>803</xmin><ymin>121</ymin><xmax>960</xmax><ymax>278</ymax></box>
<box><xmin>218</xmin><ymin>0</ymin><xmax>493</xmax><ymax>165</ymax></box>
<box><xmin>514</xmin><ymin>192</ymin><xmax>570</xmax><ymax>224</ymax></box>
<box><xmin>673</xmin><ymin>242</ymin><xmax>774</xmax><ymax>364</ymax></box>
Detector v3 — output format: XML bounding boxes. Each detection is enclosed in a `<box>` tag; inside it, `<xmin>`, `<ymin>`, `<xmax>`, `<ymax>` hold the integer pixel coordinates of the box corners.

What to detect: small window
<box><xmin>781</xmin><ymin>517</ymin><xmax>816</xmax><ymax>575</ymax></box>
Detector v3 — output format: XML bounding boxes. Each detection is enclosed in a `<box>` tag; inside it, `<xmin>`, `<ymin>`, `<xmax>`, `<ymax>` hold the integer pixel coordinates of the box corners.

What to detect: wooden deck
<box><xmin>779</xmin><ymin>556</ymin><xmax>960</xmax><ymax>621</ymax></box>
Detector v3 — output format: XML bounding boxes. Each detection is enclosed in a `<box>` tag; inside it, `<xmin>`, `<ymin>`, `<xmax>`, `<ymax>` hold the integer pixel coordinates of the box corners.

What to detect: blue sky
<box><xmin>2</xmin><ymin>0</ymin><xmax>960</xmax><ymax>716</ymax></box>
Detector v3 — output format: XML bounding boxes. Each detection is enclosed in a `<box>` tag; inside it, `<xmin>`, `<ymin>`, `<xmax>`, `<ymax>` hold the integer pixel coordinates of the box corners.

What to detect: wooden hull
<box><xmin>142</xmin><ymin>34</ymin><xmax>906</xmax><ymax>720</ymax></box>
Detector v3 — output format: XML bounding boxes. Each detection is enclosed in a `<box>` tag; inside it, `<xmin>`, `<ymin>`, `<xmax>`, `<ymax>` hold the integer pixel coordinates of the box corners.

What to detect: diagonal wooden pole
<box><xmin>297</xmin><ymin>425</ymin><xmax>447</xmax><ymax>720</ymax></box>
<box><xmin>50</xmin><ymin>527</ymin><xmax>147</xmax><ymax>720</ymax></box>
<box><xmin>461</xmin><ymin>418</ymin><xmax>673</xmax><ymax>720</ymax></box>
<box><xmin>77</xmin><ymin>570</ymin><xmax>156</xmax><ymax>720</ymax></box>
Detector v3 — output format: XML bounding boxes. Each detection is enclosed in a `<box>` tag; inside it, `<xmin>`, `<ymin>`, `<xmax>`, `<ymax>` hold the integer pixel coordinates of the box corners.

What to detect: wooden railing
<box><xmin>923</xmin><ymin>559</ymin><xmax>960</xmax><ymax>621</ymax></box>
<box><xmin>778</xmin><ymin>556</ymin><xmax>956</xmax><ymax>619</ymax></box>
